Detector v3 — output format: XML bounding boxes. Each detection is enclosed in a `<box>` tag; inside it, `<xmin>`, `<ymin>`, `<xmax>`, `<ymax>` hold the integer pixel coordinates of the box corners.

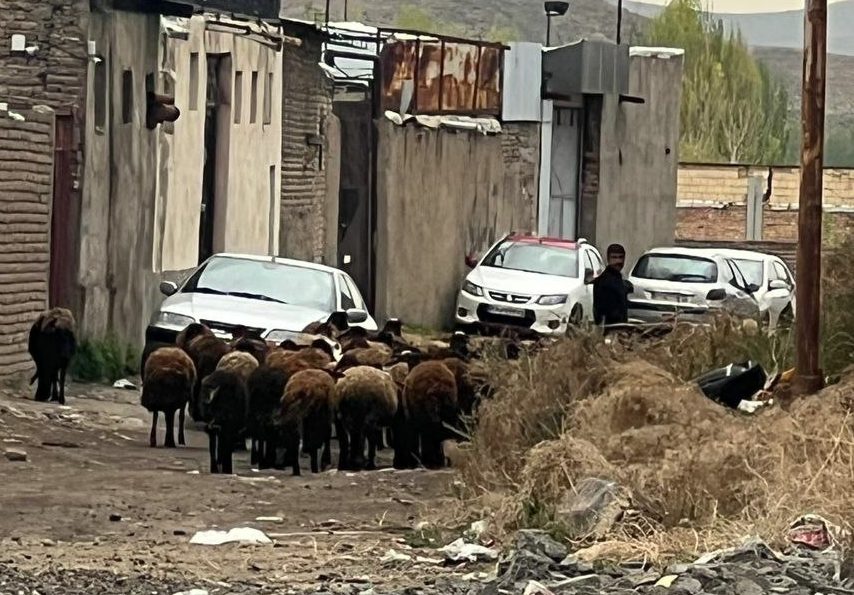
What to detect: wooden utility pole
<box><xmin>794</xmin><ymin>0</ymin><xmax>828</xmax><ymax>395</ymax></box>
<box><xmin>616</xmin><ymin>0</ymin><xmax>623</xmax><ymax>44</ymax></box>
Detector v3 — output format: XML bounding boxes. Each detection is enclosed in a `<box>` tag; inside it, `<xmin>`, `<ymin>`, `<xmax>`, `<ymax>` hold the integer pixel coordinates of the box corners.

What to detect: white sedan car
<box><xmin>455</xmin><ymin>234</ymin><xmax>605</xmax><ymax>336</ymax></box>
<box><xmin>145</xmin><ymin>254</ymin><xmax>377</xmax><ymax>352</ymax></box>
<box><xmin>627</xmin><ymin>247</ymin><xmax>761</xmax><ymax>323</ymax></box>
<box><xmin>699</xmin><ymin>248</ymin><xmax>796</xmax><ymax>329</ymax></box>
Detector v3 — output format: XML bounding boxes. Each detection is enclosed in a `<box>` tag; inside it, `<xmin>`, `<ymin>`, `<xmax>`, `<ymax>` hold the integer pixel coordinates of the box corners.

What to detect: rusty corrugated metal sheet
<box><xmin>380</xmin><ymin>38</ymin><xmax>503</xmax><ymax>116</ymax></box>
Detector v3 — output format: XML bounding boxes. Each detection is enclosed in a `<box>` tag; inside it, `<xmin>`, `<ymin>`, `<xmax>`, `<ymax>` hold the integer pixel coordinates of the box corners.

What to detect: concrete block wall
<box><xmin>0</xmin><ymin>109</ymin><xmax>55</xmax><ymax>381</ymax></box>
<box><xmin>678</xmin><ymin>164</ymin><xmax>854</xmax><ymax>207</ymax></box>
<box><xmin>279</xmin><ymin>35</ymin><xmax>333</xmax><ymax>263</ymax></box>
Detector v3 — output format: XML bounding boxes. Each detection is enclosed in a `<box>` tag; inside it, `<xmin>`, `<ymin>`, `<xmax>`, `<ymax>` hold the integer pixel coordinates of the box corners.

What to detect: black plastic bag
<box><xmin>695</xmin><ymin>361</ymin><xmax>767</xmax><ymax>409</ymax></box>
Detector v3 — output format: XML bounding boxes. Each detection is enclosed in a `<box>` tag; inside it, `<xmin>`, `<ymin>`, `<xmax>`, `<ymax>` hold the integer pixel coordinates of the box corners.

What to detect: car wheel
<box><xmin>778</xmin><ymin>305</ymin><xmax>794</xmax><ymax>328</ymax></box>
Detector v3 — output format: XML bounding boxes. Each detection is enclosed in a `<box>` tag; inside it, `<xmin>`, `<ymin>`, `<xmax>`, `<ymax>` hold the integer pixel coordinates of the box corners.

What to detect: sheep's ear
<box><xmin>206</xmin><ymin>387</ymin><xmax>219</xmax><ymax>403</ymax></box>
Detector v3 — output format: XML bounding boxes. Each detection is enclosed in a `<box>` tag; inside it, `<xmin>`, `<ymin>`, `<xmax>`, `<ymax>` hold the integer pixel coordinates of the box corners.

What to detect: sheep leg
<box><xmin>149</xmin><ymin>411</ymin><xmax>159</xmax><ymax>448</ymax></box>
<box><xmin>366</xmin><ymin>430</ymin><xmax>378</xmax><ymax>471</ymax></box>
<box><xmin>320</xmin><ymin>438</ymin><xmax>331</xmax><ymax>470</ymax></box>
<box><xmin>336</xmin><ymin>420</ymin><xmax>349</xmax><ymax>471</ymax></box>
<box><xmin>375</xmin><ymin>429</ymin><xmax>386</xmax><ymax>451</ymax></box>
<box><xmin>250</xmin><ymin>439</ymin><xmax>259</xmax><ymax>466</ymax></box>
<box><xmin>58</xmin><ymin>367</ymin><xmax>67</xmax><ymax>406</ymax></box>
<box><xmin>178</xmin><ymin>405</ymin><xmax>186</xmax><ymax>446</ymax></box>
<box><xmin>351</xmin><ymin>426</ymin><xmax>366</xmax><ymax>471</ymax></box>
<box><xmin>287</xmin><ymin>432</ymin><xmax>301</xmax><ymax>477</ymax></box>
<box><xmin>421</xmin><ymin>428</ymin><xmax>443</xmax><ymax>470</ymax></box>
<box><xmin>164</xmin><ymin>409</ymin><xmax>177</xmax><ymax>448</ymax></box>
<box><xmin>208</xmin><ymin>431</ymin><xmax>219</xmax><ymax>474</ymax></box>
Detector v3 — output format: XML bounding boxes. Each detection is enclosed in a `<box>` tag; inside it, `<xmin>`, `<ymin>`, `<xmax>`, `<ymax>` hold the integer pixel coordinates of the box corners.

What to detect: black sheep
<box><xmin>199</xmin><ymin>370</ymin><xmax>248</xmax><ymax>474</ymax></box>
<box><xmin>246</xmin><ymin>364</ymin><xmax>289</xmax><ymax>469</ymax></box>
<box><xmin>28</xmin><ymin>308</ymin><xmax>77</xmax><ymax>405</ymax></box>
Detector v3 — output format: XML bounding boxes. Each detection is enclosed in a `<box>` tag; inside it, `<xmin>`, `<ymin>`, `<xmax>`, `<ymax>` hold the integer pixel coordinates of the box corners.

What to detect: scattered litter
<box><xmin>415</xmin><ymin>555</ymin><xmax>443</xmax><ymax>565</ymax></box>
<box><xmin>461</xmin><ymin>572</ymin><xmax>491</xmax><ymax>582</ymax></box>
<box><xmin>391</xmin><ymin>497</ymin><xmax>415</xmax><ymax>506</ymax></box>
<box><xmin>788</xmin><ymin>514</ymin><xmax>840</xmax><ymax>552</ymax></box>
<box><xmin>186</xmin><ymin>470</ymin><xmax>200</xmax><ymax>475</ymax></box>
<box><xmin>189</xmin><ymin>527</ymin><xmax>272</xmax><ymax>546</ymax></box>
<box><xmin>655</xmin><ymin>575</ymin><xmax>679</xmax><ymax>588</ymax></box>
<box><xmin>2</xmin><ymin>438</ymin><xmax>22</xmax><ymax>444</ymax></box>
<box><xmin>4</xmin><ymin>448</ymin><xmax>28</xmax><ymax>462</ymax></box>
<box><xmin>173</xmin><ymin>590</ymin><xmax>209</xmax><ymax>595</ymax></box>
<box><xmin>465</xmin><ymin>519</ymin><xmax>489</xmax><ymax>541</ymax></box>
<box><xmin>439</xmin><ymin>538</ymin><xmax>498</xmax><ymax>563</ymax></box>
<box><xmin>737</xmin><ymin>399</ymin><xmax>772</xmax><ymax>414</ymax></box>
<box><xmin>112</xmin><ymin>378</ymin><xmax>137</xmax><ymax>390</ymax></box>
<box><xmin>109</xmin><ymin>513</ymin><xmax>123</xmax><ymax>522</ymax></box>
<box><xmin>380</xmin><ymin>549</ymin><xmax>412</xmax><ymax>564</ymax></box>
<box><xmin>254</xmin><ymin>516</ymin><xmax>284</xmax><ymax>523</ymax></box>
<box><xmin>696</xmin><ymin>361</ymin><xmax>767</xmax><ymax>409</ymax></box>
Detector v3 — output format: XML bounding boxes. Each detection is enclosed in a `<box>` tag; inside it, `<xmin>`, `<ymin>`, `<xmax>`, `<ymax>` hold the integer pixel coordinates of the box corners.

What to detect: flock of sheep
<box><xmin>140</xmin><ymin>316</ymin><xmax>502</xmax><ymax>475</ymax></box>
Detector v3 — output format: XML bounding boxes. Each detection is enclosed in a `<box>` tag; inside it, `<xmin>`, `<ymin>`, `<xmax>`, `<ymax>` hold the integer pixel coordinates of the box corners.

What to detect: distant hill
<box><xmin>618</xmin><ymin>0</ymin><xmax>854</xmax><ymax>56</ymax></box>
<box><xmin>283</xmin><ymin>0</ymin><xmax>647</xmax><ymax>46</ymax></box>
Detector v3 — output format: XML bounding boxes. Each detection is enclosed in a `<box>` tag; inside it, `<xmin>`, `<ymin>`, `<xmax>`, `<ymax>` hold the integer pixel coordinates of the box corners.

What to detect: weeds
<box><xmin>71</xmin><ymin>334</ymin><xmax>139</xmax><ymax>384</ymax></box>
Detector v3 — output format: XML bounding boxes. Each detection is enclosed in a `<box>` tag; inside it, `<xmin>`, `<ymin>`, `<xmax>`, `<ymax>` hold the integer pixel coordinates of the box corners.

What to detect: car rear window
<box><xmin>482</xmin><ymin>240</ymin><xmax>579</xmax><ymax>277</ymax></box>
<box><xmin>633</xmin><ymin>254</ymin><xmax>718</xmax><ymax>283</ymax></box>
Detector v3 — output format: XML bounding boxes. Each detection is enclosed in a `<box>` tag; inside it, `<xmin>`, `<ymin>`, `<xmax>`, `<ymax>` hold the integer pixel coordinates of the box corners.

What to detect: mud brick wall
<box><xmin>0</xmin><ymin>109</ymin><xmax>56</xmax><ymax>381</ymax></box>
<box><xmin>676</xmin><ymin>205</ymin><xmax>854</xmax><ymax>242</ymax></box>
<box><xmin>279</xmin><ymin>34</ymin><xmax>334</xmax><ymax>263</ymax></box>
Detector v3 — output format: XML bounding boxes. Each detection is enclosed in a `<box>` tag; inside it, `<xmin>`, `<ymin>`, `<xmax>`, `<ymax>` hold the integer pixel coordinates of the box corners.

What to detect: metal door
<box><xmin>49</xmin><ymin>115</ymin><xmax>77</xmax><ymax>308</ymax></box>
<box><xmin>548</xmin><ymin>108</ymin><xmax>581</xmax><ymax>240</ymax></box>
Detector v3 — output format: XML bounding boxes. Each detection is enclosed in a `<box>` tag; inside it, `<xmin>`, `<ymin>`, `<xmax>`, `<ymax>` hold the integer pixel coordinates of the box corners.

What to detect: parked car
<box><xmin>697</xmin><ymin>248</ymin><xmax>796</xmax><ymax>329</ymax></box>
<box><xmin>145</xmin><ymin>254</ymin><xmax>378</xmax><ymax>353</ymax></box>
<box><xmin>627</xmin><ymin>247</ymin><xmax>761</xmax><ymax>323</ymax></box>
<box><xmin>454</xmin><ymin>233</ymin><xmax>605</xmax><ymax>336</ymax></box>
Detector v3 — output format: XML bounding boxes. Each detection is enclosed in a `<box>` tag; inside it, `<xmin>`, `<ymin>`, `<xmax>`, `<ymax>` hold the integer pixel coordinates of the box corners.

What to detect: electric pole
<box><xmin>616</xmin><ymin>0</ymin><xmax>623</xmax><ymax>44</ymax></box>
<box><xmin>794</xmin><ymin>0</ymin><xmax>828</xmax><ymax>395</ymax></box>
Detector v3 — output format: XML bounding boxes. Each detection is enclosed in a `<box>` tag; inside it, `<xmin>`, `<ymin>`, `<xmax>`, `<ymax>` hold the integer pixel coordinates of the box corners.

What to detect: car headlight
<box><xmin>462</xmin><ymin>281</ymin><xmax>484</xmax><ymax>297</ymax></box>
<box><xmin>153</xmin><ymin>311</ymin><xmax>195</xmax><ymax>328</ymax></box>
<box><xmin>537</xmin><ymin>294</ymin><xmax>568</xmax><ymax>306</ymax></box>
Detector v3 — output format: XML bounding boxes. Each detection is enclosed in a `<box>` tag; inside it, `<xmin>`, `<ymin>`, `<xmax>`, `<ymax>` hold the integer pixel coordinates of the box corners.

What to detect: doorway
<box><xmin>49</xmin><ymin>115</ymin><xmax>78</xmax><ymax>309</ymax></box>
<box><xmin>199</xmin><ymin>54</ymin><xmax>231</xmax><ymax>263</ymax></box>
<box><xmin>547</xmin><ymin>107</ymin><xmax>582</xmax><ymax>239</ymax></box>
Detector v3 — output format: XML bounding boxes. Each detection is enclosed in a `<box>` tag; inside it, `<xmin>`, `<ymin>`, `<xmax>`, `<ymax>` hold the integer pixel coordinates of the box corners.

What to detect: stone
<box><xmin>109</xmin><ymin>513</ymin><xmax>122</xmax><ymax>522</ymax></box>
<box><xmin>672</xmin><ymin>576</ymin><xmax>704</xmax><ymax>594</ymax></box>
<box><xmin>512</xmin><ymin>530</ymin><xmax>568</xmax><ymax>562</ymax></box>
<box><xmin>4</xmin><ymin>449</ymin><xmax>27</xmax><ymax>462</ymax></box>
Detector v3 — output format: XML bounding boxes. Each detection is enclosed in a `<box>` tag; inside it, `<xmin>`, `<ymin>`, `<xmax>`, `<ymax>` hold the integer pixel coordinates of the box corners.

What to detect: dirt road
<box><xmin>0</xmin><ymin>383</ymin><xmax>477</xmax><ymax>594</ymax></box>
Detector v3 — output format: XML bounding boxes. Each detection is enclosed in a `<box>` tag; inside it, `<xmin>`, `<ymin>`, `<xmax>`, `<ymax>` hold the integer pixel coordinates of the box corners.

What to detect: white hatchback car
<box><xmin>146</xmin><ymin>254</ymin><xmax>378</xmax><ymax>353</ymax></box>
<box><xmin>699</xmin><ymin>248</ymin><xmax>796</xmax><ymax>329</ymax></box>
<box><xmin>454</xmin><ymin>234</ymin><xmax>605</xmax><ymax>336</ymax></box>
<box><xmin>628</xmin><ymin>247</ymin><xmax>762</xmax><ymax>323</ymax></box>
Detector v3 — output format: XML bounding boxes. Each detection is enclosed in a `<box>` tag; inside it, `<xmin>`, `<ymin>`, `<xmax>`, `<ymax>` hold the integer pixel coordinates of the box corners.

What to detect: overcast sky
<box><xmin>640</xmin><ymin>0</ymin><xmax>844</xmax><ymax>13</ymax></box>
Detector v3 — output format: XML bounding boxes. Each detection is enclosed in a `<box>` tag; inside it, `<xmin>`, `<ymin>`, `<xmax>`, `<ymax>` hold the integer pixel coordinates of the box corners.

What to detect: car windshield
<box><xmin>182</xmin><ymin>256</ymin><xmax>336</xmax><ymax>312</ymax></box>
<box><xmin>482</xmin><ymin>240</ymin><xmax>578</xmax><ymax>277</ymax></box>
<box><xmin>734</xmin><ymin>259</ymin><xmax>764</xmax><ymax>287</ymax></box>
<box><xmin>633</xmin><ymin>254</ymin><xmax>718</xmax><ymax>283</ymax></box>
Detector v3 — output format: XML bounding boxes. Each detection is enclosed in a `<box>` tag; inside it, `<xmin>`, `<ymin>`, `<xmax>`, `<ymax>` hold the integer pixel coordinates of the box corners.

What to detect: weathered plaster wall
<box><xmin>375</xmin><ymin>120</ymin><xmax>540</xmax><ymax>329</ymax></box>
<box><xmin>593</xmin><ymin>52</ymin><xmax>683</xmax><ymax>268</ymax></box>
<box><xmin>0</xmin><ymin>108</ymin><xmax>55</xmax><ymax>381</ymax></box>
<box><xmin>156</xmin><ymin>16</ymin><xmax>283</xmax><ymax>270</ymax></box>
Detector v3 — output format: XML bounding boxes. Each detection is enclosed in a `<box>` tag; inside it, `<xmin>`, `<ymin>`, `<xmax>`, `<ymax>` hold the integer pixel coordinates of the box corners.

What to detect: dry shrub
<box><xmin>457</xmin><ymin>332</ymin><xmax>854</xmax><ymax>563</ymax></box>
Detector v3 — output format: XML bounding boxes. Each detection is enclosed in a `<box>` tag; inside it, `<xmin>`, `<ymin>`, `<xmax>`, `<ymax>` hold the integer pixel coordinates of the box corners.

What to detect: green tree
<box><xmin>644</xmin><ymin>0</ymin><xmax>789</xmax><ymax>164</ymax></box>
<box><xmin>394</xmin><ymin>5</ymin><xmax>466</xmax><ymax>36</ymax></box>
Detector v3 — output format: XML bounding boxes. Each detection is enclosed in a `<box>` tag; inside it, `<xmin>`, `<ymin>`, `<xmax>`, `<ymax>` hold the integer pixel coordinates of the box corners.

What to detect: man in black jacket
<box><xmin>593</xmin><ymin>243</ymin><xmax>629</xmax><ymax>326</ymax></box>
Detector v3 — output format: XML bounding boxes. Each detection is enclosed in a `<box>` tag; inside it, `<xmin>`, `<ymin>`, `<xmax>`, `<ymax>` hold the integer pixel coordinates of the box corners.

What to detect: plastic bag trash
<box><xmin>189</xmin><ymin>527</ymin><xmax>272</xmax><ymax>546</ymax></box>
<box><xmin>788</xmin><ymin>514</ymin><xmax>840</xmax><ymax>552</ymax></box>
<box><xmin>255</xmin><ymin>516</ymin><xmax>283</xmax><ymax>523</ymax></box>
<box><xmin>113</xmin><ymin>379</ymin><xmax>137</xmax><ymax>390</ymax></box>
<box><xmin>696</xmin><ymin>361</ymin><xmax>767</xmax><ymax>409</ymax></box>
<box><xmin>523</xmin><ymin>580</ymin><xmax>555</xmax><ymax>595</ymax></box>
<box><xmin>737</xmin><ymin>399</ymin><xmax>772</xmax><ymax>414</ymax></box>
<box><xmin>465</xmin><ymin>519</ymin><xmax>489</xmax><ymax>541</ymax></box>
<box><xmin>439</xmin><ymin>538</ymin><xmax>498</xmax><ymax>562</ymax></box>
<box><xmin>173</xmin><ymin>590</ymin><xmax>209</xmax><ymax>595</ymax></box>
<box><xmin>380</xmin><ymin>549</ymin><xmax>412</xmax><ymax>564</ymax></box>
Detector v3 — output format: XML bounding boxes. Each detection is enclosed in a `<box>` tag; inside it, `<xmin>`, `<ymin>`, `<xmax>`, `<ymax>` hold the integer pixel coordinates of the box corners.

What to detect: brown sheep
<box><xmin>141</xmin><ymin>348</ymin><xmax>196</xmax><ymax>448</ymax></box>
<box><xmin>395</xmin><ymin>361</ymin><xmax>458</xmax><ymax>470</ymax></box>
<box><xmin>216</xmin><ymin>351</ymin><xmax>259</xmax><ymax>381</ymax></box>
<box><xmin>278</xmin><ymin>369</ymin><xmax>337</xmax><ymax>476</ymax></box>
<box><xmin>334</xmin><ymin>366</ymin><xmax>398</xmax><ymax>471</ymax></box>
<box><xmin>176</xmin><ymin>323</ymin><xmax>213</xmax><ymax>351</ymax></box>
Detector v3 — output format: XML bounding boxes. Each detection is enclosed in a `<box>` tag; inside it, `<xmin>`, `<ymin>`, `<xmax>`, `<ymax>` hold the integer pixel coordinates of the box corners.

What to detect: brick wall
<box><xmin>678</xmin><ymin>163</ymin><xmax>854</xmax><ymax>207</ymax></box>
<box><xmin>676</xmin><ymin>206</ymin><xmax>854</xmax><ymax>242</ymax></box>
<box><xmin>0</xmin><ymin>108</ymin><xmax>55</xmax><ymax>381</ymax></box>
<box><xmin>279</xmin><ymin>34</ymin><xmax>333</xmax><ymax>263</ymax></box>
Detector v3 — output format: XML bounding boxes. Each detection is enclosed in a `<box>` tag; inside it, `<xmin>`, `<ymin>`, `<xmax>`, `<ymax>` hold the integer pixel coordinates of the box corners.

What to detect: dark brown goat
<box><xmin>184</xmin><ymin>333</ymin><xmax>231</xmax><ymax>421</ymax></box>
<box><xmin>28</xmin><ymin>308</ymin><xmax>77</xmax><ymax>405</ymax></box>
<box><xmin>278</xmin><ymin>369</ymin><xmax>337</xmax><ymax>475</ymax></box>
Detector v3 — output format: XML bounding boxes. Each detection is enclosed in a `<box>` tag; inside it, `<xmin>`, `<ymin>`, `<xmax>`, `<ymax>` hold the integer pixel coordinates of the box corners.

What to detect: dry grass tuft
<box><xmin>455</xmin><ymin>321</ymin><xmax>854</xmax><ymax>564</ymax></box>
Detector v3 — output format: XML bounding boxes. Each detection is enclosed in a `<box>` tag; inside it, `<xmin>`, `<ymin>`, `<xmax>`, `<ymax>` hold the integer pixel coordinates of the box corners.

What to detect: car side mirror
<box><xmin>346</xmin><ymin>308</ymin><xmax>369</xmax><ymax>324</ymax></box>
<box><xmin>465</xmin><ymin>254</ymin><xmax>479</xmax><ymax>269</ymax></box>
<box><xmin>746</xmin><ymin>283</ymin><xmax>761</xmax><ymax>294</ymax></box>
<box><xmin>159</xmin><ymin>281</ymin><xmax>178</xmax><ymax>297</ymax></box>
<box><xmin>624</xmin><ymin>280</ymin><xmax>635</xmax><ymax>293</ymax></box>
<box><xmin>768</xmin><ymin>279</ymin><xmax>789</xmax><ymax>291</ymax></box>
<box><xmin>584</xmin><ymin>268</ymin><xmax>595</xmax><ymax>284</ymax></box>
